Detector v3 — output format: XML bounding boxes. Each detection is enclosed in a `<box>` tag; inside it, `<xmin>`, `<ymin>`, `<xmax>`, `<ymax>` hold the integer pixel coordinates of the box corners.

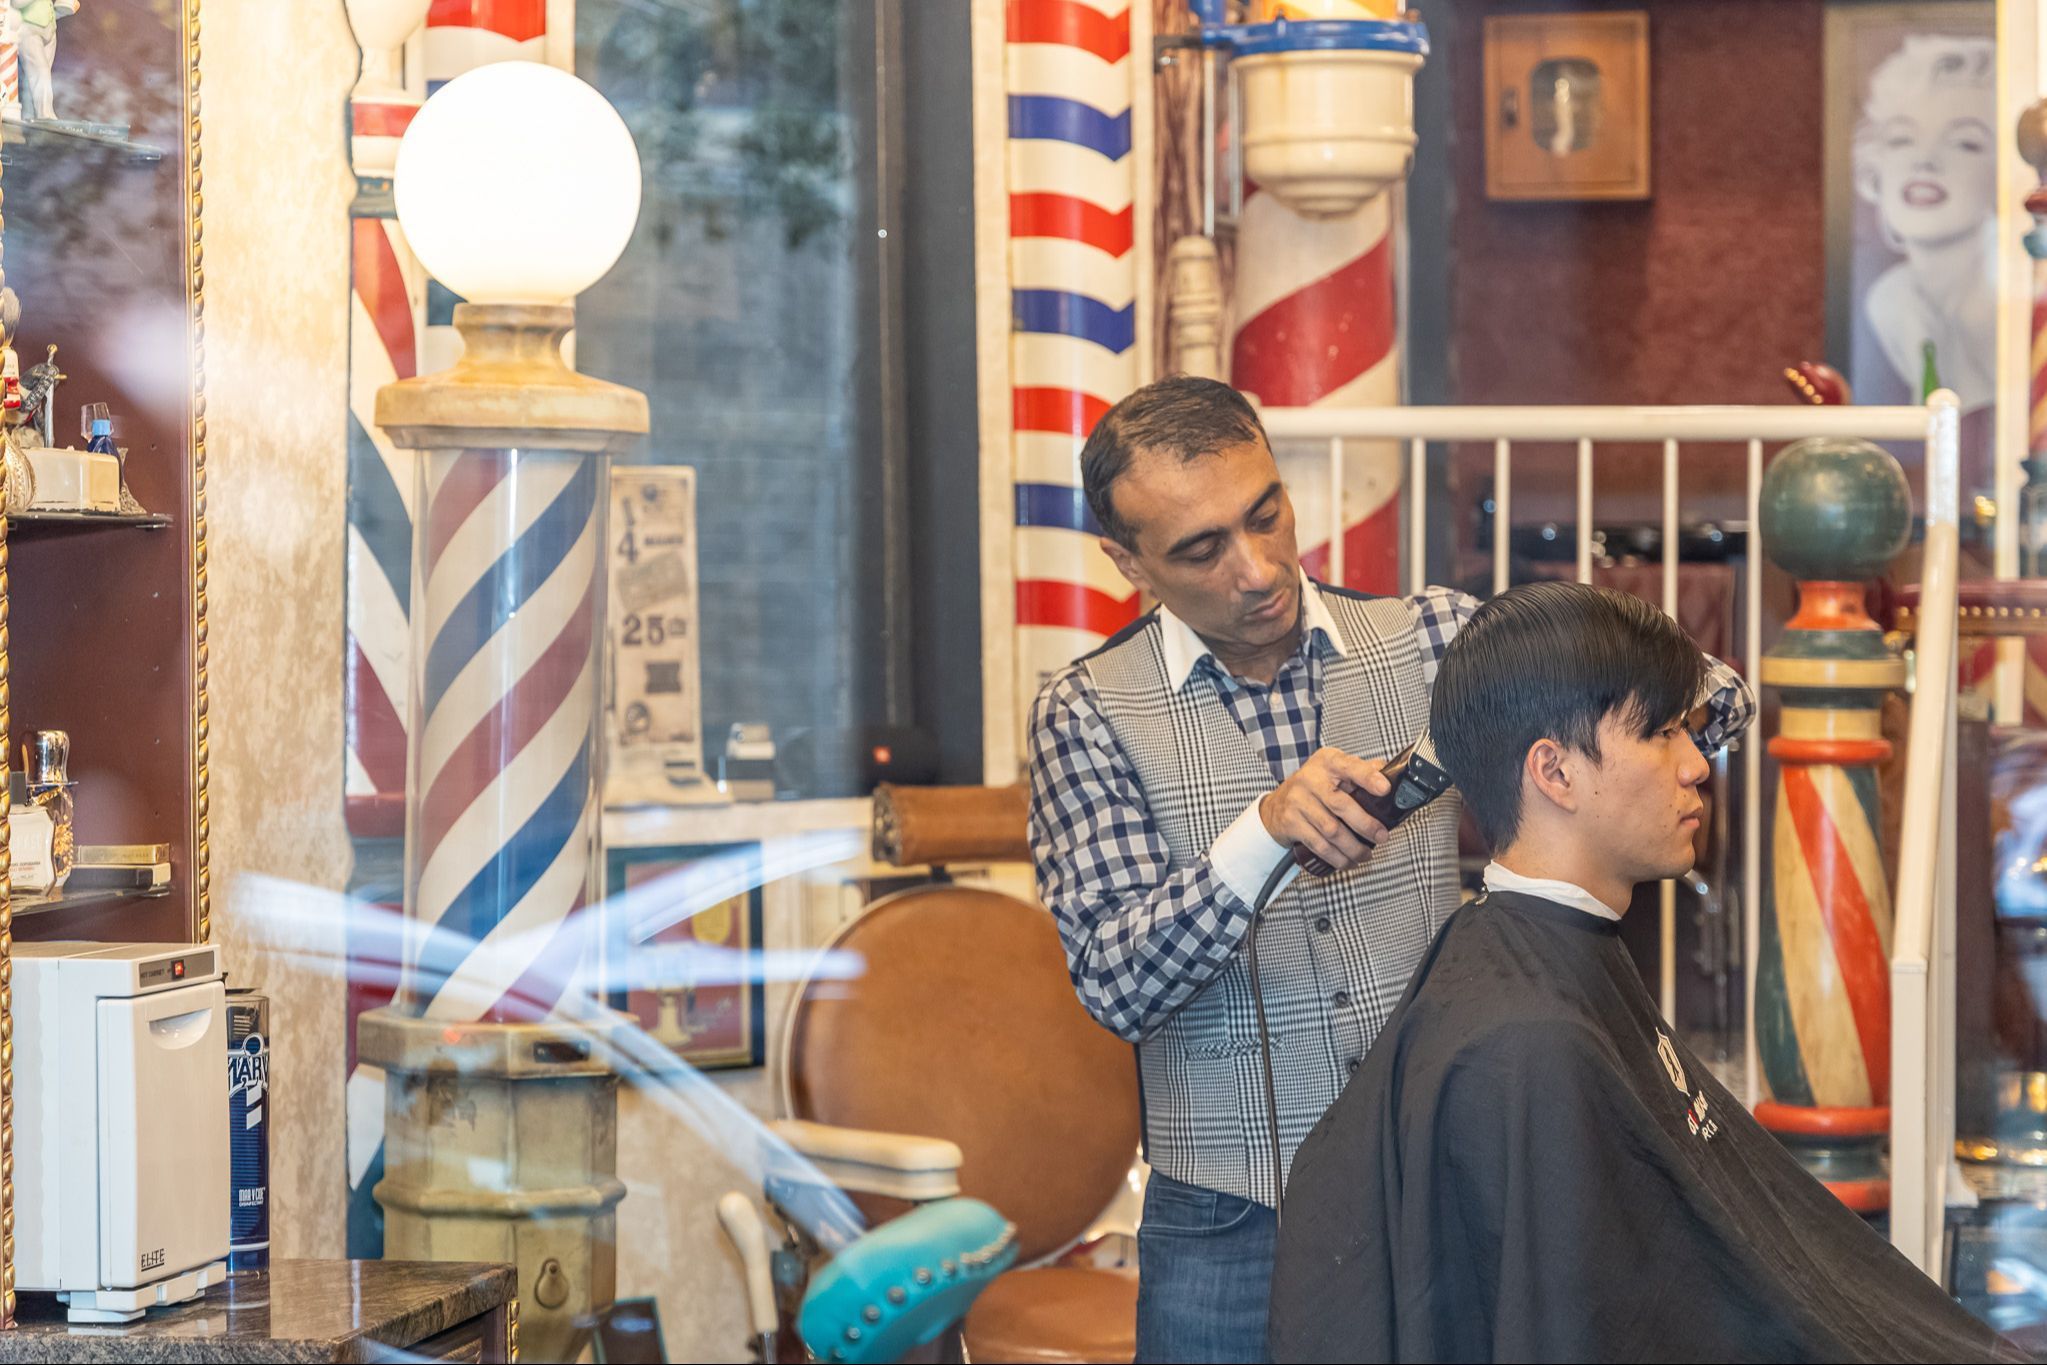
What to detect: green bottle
<box><xmin>1920</xmin><ymin>340</ymin><xmax>1941</xmax><ymax>401</ymax></box>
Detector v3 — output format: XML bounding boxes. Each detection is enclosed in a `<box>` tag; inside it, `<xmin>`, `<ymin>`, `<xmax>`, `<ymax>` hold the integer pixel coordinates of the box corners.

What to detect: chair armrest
<box><xmin>716</xmin><ymin>1192</ymin><xmax>780</xmax><ymax>1342</ymax></box>
<box><xmin>768</xmin><ymin>1118</ymin><xmax>963</xmax><ymax>1201</ymax></box>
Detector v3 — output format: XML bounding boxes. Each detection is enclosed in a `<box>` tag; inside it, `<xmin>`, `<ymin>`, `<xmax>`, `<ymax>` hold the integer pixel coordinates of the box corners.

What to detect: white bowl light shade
<box><xmin>394</xmin><ymin>62</ymin><xmax>643</xmax><ymax>306</ymax></box>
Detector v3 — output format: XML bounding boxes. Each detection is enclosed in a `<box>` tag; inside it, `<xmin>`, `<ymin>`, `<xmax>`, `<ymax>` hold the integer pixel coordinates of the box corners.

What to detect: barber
<box><xmin>1026</xmin><ymin>376</ymin><xmax>1754</xmax><ymax>1363</ymax></box>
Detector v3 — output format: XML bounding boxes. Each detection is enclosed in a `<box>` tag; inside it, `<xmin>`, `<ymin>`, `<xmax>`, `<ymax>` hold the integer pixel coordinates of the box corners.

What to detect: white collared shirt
<box><xmin>1155</xmin><ymin>571</ymin><xmax>1351</xmax><ymax>691</ymax></box>
<box><xmin>1483</xmin><ymin>860</ymin><xmax>1624</xmax><ymax>921</ymax></box>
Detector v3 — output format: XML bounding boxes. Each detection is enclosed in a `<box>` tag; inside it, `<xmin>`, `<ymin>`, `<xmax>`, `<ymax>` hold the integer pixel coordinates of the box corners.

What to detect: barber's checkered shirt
<box><xmin>1028</xmin><ymin>585</ymin><xmax>1756</xmax><ymax>1045</ymax></box>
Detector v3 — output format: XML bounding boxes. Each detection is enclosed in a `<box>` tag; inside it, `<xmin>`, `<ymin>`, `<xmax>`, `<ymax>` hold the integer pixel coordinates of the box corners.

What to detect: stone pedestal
<box><xmin>359</xmin><ymin>1009</ymin><xmax>625</xmax><ymax>1363</ymax></box>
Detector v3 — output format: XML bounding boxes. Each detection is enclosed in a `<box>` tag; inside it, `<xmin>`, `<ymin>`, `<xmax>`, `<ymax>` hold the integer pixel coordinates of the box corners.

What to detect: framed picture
<box><xmin>605</xmin><ymin>842</ymin><xmax>766</xmax><ymax>1070</ymax></box>
<box><xmin>1483</xmin><ymin>11</ymin><xmax>1651</xmax><ymax>201</ymax></box>
<box><xmin>1822</xmin><ymin>2</ymin><xmax>1995</xmax><ymax>417</ymax></box>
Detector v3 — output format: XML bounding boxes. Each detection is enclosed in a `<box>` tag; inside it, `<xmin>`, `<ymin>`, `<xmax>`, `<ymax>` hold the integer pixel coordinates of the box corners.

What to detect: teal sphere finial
<box><xmin>1759</xmin><ymin>437</ymin><xmax>1913</xmax><ymax>581</ymax></box>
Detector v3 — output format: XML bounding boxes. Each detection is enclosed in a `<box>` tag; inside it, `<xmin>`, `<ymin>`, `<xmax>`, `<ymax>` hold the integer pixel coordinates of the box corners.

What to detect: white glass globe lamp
<box><xmin>393</xmin><ymin>61</ymin><xmax>643</xmax><ymax>307</ymax></box>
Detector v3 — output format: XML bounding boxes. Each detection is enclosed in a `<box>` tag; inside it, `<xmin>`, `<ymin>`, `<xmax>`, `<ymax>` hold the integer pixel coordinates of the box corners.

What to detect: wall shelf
<box><xmin>0</xmin><ymin>118</ymin><xmax>165</xmax><ymax>166</ymax></box>
<box><xmin>6</xmin><ymin>508</ymin><xmax>170</xmax><ymax>537</ymax></box>
<box><xmin>13</xmin><ymin>880</ymin><xmax>170</xmax><ymax>919</ymax></box>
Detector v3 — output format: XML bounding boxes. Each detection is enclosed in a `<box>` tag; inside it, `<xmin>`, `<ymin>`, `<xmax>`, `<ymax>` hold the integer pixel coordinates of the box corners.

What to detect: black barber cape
<box><xmin>1268</xmin><ymin>890</ymin><xmax>2023</xmax><ymax>1364</ymax></box>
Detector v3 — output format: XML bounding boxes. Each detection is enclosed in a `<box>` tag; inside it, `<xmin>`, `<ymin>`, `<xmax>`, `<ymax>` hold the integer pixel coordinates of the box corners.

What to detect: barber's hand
<box><xmin>1258</xmin><ymin>748</ymin><xmax>1393</xmax><ymax>875</ymax></box>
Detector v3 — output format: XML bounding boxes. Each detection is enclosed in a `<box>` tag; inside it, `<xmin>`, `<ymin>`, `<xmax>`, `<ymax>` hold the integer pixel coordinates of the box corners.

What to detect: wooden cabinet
<box><xmin>1484</xmin><ymin>11</ymin><xmax>1652</xmax><ymax>202</ymax></box>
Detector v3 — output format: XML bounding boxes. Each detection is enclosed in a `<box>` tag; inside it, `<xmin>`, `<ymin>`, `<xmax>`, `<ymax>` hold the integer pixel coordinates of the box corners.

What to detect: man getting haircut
<box><xmin>1268</xmin><ymin>581</ymin><xmax>2017</xmax><ymax>1364</ymax></box>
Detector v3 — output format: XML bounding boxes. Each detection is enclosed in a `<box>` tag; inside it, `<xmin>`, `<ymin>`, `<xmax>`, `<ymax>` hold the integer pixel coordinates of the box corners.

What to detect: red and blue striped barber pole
<box><xmin>402</xmin><ymin>448</ymin><xmax>605</xmax><ymax>1024</ymax></box>
<box><xmin>1008</xmin><ymin>0</ymin><xmax>1142</xmax><ymax>706</ymax></box>
<box><xmin>343</xmin><ymin>2</ymin><xmax>434</xmax><ymax>1258</ymax></box>
<box><xmin>344</xmin><ymin>0</ymin><xmax>572</xmax><ymax>1252</ymax></box>
<box><xmin>342</xmin><ymin>207</ymin><xmax>424</xmax><ymax>1257</ymax></box>
<box><xmin>346</xmin><ymin>217</ymin><xmax>425</xmax><ymax>840</ymax></box>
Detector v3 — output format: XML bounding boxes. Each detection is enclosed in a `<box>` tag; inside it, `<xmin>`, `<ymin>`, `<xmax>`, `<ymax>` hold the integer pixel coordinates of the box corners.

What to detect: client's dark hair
<box><xmin>1081</xmin><ymin>375</ymin><xmax>1268</xmax><ymax>548</ymax></box>
<box><xmin>1431</xmin><ymin>581</ymin><xmax>1704</xmax><ymax>851</ymax></box>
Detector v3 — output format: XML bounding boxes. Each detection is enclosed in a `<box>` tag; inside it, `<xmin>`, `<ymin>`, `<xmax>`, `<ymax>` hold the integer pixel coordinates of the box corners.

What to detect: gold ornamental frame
<box><xmin>1</xmin><ymin>89</ymin><xmax>13</xmax><ymax>1329</ymax></box>
<box><xmin>0</xmin><ymin>0</ymin><xmax>210</xmax><ymax>1327</ymax></box>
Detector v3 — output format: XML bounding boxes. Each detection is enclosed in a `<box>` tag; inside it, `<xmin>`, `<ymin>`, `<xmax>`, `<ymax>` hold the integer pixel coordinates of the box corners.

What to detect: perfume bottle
<box><xmin>26</xmin><ymin>730</ymin><xmax>73</xmax><ymax>890</ymax></box>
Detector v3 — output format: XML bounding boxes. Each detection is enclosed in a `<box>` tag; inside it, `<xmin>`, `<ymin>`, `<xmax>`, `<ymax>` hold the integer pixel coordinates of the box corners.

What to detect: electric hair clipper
<box><xmin>1294</xmin><ymin>732</ymin><xmax>1454</xmax><ymax>877</ymax></box>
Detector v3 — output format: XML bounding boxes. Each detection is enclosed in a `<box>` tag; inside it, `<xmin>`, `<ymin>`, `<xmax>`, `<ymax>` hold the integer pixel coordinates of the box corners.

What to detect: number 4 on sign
<box><xmin>616</xmin><ymin>496</ymin><xmax>638</xmax><ymax>565</ymax></box>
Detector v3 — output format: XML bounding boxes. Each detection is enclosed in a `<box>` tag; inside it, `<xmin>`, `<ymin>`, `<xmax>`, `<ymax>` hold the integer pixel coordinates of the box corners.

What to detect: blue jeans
<box><xmin>1135</xmin><ymin>1172</ymin><xmax>1277</xmax><ymax>1363</ymax></box>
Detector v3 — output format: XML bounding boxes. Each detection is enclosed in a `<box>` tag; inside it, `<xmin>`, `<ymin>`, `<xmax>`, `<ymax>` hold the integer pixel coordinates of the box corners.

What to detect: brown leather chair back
<box><xmin>785</xmin><ymin>885</ymin><xmax>1140</xmax><ymax>1263</ymax></box>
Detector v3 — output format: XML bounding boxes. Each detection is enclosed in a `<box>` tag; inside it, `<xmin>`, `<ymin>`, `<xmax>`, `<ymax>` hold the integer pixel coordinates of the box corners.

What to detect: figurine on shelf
<box><xmin>13</xmin><ymin>0</ymin><xmax>77</xmax><ymax>124</ymax></box>
<box><xmin>23</xmin><ymin>342</ymin><xmax>61</xmax><ymax>444</ymax></box>
<box><xmin>0</xmin><ymin>346</ymin><xmax>37</xmax><ymax>514</ymax></box>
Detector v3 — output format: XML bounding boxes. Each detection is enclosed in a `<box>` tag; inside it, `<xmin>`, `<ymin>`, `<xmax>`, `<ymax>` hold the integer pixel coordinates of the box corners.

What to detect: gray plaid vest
<box><xmin>1081</xmin><ymin>589</ymin><xmax>1462</xmax><ymax>1207</ymax></box>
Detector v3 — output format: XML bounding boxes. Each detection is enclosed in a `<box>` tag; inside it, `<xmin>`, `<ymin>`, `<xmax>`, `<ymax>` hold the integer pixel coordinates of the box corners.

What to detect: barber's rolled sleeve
<box><xmin>1028</xmin><ymin>668</ymin><xmax>1266</xmax><ymax>1044</ymax></box>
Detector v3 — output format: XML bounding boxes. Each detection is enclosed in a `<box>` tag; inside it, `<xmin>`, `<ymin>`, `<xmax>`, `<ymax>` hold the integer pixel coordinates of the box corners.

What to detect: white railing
<box><xmin>1256</xmin><ymin>396</ymin><xmax>1962</xmax><ymax>1269</ymax></box>
<box><xmin>1889</xmin><ymin>393</ymin><xmax>1962</xmax><ymax>1273</ymax></box>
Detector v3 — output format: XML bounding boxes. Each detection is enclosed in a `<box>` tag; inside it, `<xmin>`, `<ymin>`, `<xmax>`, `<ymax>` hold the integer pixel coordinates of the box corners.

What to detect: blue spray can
<box><xmin>227</xmin><ymin>989</ymin><xmax>270</xmax><ymax>1273</ymax></box>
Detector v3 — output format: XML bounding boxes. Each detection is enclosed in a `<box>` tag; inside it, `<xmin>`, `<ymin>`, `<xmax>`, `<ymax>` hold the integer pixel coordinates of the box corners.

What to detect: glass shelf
<box><xmin>13</xmin><ymin>880</ymin><xmax>170</xmax><ymax>919</ymax></box>
<box><xmin>0</xmin><ymin>117</ymin><xmax>165</xmax><ymax>165</ymax></box>
<box><xmin>6</xmin><ymin>507</ymin><xmax>171</xmax><ymax>537</ymax></box>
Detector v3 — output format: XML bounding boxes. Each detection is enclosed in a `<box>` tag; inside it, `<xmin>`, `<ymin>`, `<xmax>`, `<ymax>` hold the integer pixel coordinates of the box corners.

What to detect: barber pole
<box><xmin>1227</xmin><ymin>0</ymin><xmax>1405</xmax><ymax>594</ymax></box>
<box><xmin>2014</xmin><ymin>132</ymin><xmax>2047</xmax><ymax>723</ymax></box>
<box><xmin>401</xmin><ymin>445</ymin><xmax>604</xmax><ymax>1023</ymax></box>
<box><xmin>424</xmin><ymin>0</ymin><xmax>562</xmax><ymax>85</ymax></box>
<box><xmin>345</xmin><ymin>222</ymin><xmax>427</xmax><ymax>843</ymax></box>
<box><xmin>418</xmin><ymin>2</ymin><xmax>572</xmax><ymax>364</ymax></box>
<box><xmin>344</xmin><ymin>0</ymin><xmax>571</xmax><ymax>1251</ymax></box>
<box><xmin>0</xmin><ymin>34</ymin><xmax>18</xmax><ymax>120</ymax></box>
<box><xmin>1008</xmin><ymin>0</ymin><xmax>1142</xmax><ymax>705</ymax></box>
<box><xmin>1256</xmin><ymin>0</ymin><xmax>1401</xmax><ymax>17</ymax></box>
<box><xmin>342</xmin><ymin>0</ymin><xmax>434</xmax><ymax>1260</ymax></box>
<box><xmin>367</xmin><ymin>291</ymin><xmax>642</xmax><ymax>1365</ymax></box>
<box><xmin>1754</xmin><ymin>438</ymin><xmax>1914</xmax><ymax>1215</ymax></box>
<box><xmin>2028</xmin><ymin>183</ymin><xmax>2047</xmax><ymax>470</ymax></box>
<box><xmin>1231</xmin><ymin>189</ymin><xmax>1401</xmax><ymax>592</ymax></box>
<box><xmin>347</xmin><ymin>0</ymin><xmax>431</xmax><ymax>175</ymax></box>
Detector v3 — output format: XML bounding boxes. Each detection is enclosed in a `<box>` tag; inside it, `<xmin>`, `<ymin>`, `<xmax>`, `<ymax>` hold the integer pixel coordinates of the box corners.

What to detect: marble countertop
<box><xmin>0</xmin><ymin>1260</ymin><xmax>516</xmax><ymax>1363</ymax></box>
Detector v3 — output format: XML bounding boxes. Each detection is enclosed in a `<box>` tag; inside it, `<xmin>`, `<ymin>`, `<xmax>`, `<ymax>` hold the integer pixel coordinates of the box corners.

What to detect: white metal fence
<box><xmin>1256</xmin><ymin>396</ymin><xmax>1962</xmax><ymax>1270</ymax></box>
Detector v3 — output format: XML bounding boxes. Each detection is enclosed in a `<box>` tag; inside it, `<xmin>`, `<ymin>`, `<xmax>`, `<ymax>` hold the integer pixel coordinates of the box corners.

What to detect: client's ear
<box><xmin>1523</xmin><ymin>737</ymin><xmax>1580</xmax><ymax>816</ymax></box>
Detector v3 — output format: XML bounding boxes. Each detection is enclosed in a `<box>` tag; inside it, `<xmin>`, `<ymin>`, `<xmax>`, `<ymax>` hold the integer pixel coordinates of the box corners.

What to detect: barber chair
<box><xmin>719</xmin><ymin>784</ymin><xmax>1141</xmax><ymax>1363</ymax></box>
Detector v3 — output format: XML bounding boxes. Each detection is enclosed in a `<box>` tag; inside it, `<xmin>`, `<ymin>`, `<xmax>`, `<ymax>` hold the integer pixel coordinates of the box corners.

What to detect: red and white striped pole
<box><xmin>1229</xmin><ymin>0</ymin><xmax>1409</xmax><ymax>595</ymax></box>
<box><xmin>1231</xmin><ymin>189</ymin><xmax>1402</xmax><ymax>592</ymax></box>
